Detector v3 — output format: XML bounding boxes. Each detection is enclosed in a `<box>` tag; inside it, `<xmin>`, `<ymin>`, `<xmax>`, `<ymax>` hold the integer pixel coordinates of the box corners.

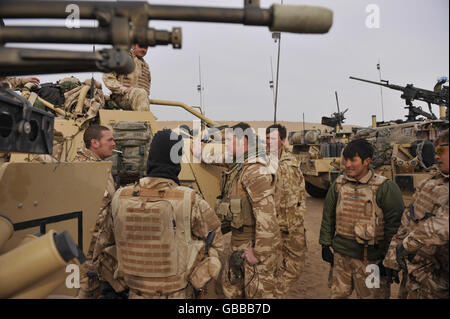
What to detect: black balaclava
<box><xmin>146</xmin><ymin>129</ymin><xmax>183</xmax><ymax>185</ymax></box>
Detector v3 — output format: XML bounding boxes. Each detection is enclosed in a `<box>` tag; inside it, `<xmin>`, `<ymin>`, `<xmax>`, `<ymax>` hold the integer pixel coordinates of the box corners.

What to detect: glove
<box><xmin>385</xmin><ymin>267</ymin><xmax>400</xmax><ymax>284</ymax></box>
<box><xmin>377</xmin><ymin>261</ymin><xmax>387</xmax><ymax>277</ymax></box>
<box><xmin>321</xmin><ymin>245</ymin><xmax>334</xmax><ymax>266</ymax></box>
<box><xmin>396</xmin><ymin>243</ymin><xmax>409</xmax><ymax>272</ymax></box>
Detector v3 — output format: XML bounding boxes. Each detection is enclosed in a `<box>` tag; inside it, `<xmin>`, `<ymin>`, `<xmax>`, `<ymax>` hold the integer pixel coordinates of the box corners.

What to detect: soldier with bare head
<box><xmin>74</xmin><ymin>125</ymin><xmax>128</xmax><ymax>299</ymax></box>
<box><xmin>266</xmin><ymin>123</ymin><xmax>307</xmax><ymax>297</ymax></box>
<box><xmin>218</xmin><ymin>122</ymin><xmax>282</xmax><ymax>299</ymax></box>
<box><xmin>112</xmin><ymin>129</ymin><xmax>223</xmax><ymax>298</ymax></box>
<box><xmin>319</xmin><ymin>138</ymin><xmax>404</xmax><ymax>299</ymax></box>
<box><xmin>103</xmin><ymin>44</ymin><xmax>151</xmax><ymax>112</ymax></box>
<box><xmin>383</xmin><ymin>129</ymin><xmax>449</xmax><ymax>299</ymax></box>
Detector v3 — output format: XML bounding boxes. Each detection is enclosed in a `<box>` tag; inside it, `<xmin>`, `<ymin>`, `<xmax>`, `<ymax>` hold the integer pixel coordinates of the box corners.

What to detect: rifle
<box><xmin>350</xmin><ymin>76</ymin><xmax>449</xmax><ymax>122</ymax></box>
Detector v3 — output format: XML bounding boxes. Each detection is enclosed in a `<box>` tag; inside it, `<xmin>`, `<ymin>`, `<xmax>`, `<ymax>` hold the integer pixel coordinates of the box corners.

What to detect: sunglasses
<box><xmin>435</xmin><ymin>144</ymin><xmax>449</xmax><ymax>156</ymax></box>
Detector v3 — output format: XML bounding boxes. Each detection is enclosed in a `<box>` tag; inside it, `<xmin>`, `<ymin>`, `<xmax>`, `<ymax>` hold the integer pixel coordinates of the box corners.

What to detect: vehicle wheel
<box><xmin>305</xmin><ymin>182</ymin><xmax>328</xmax><ymax>198</ymax></box>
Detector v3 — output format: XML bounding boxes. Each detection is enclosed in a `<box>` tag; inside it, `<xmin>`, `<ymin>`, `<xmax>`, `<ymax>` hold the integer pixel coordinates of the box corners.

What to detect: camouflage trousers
<box><xmin>275</xmin><ymin>221</ymin><xmax>307</xmax><ymax>297</ymax></box>
<box><xmin>78</xmin><ymin>209</ymin><xmax>107</xmax><ymax>298</ymax></box>
<box><xmin>222</xmin><ymin>242</ymin><xmax>280</xmax><ymax>299</ymax></box>
<box><xmin>404</xmin><ymin>267</ymin><xmax>449</xmax><ymax>299</ymax></box>
<box><xmin>113</xmin><ymin>88</ymin><xmax>150</xmax><ymax>112</ymax></box>
<box><xmin>331</xmin><ymin>252</ymin><xmax>390</xmax><ymax>299</ymax></box>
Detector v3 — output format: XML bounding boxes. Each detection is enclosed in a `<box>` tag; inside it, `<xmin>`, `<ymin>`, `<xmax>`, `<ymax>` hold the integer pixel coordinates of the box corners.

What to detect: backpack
<box><xmin>110</xmin><ymin>121</ymin><xmax>152</xmax><ymax>186</ymax></box>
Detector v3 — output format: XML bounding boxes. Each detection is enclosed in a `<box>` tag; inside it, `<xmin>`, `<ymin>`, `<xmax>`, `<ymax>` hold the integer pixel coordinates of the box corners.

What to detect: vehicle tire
<box><xmin>305</xmin><ymin>182</ymin><xmax>328</xmax><ymax>198</ymax></box>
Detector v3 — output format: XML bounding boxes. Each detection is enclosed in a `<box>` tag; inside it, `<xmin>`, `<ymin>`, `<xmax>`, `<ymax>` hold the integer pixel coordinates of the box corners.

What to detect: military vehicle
<box><xmin>289</xmin><ymin>91</ymin><xmax>355</xmax><ymax>198</ymax></box>
<box><xmin>350</xmin><ymin>76</ymin><xmax>449</xmax><ymax>205</ymax></box>
<box><xmin>0</xmin><ymin>0</ymin><xmax>333</xmax><ymax>298</ymax></box>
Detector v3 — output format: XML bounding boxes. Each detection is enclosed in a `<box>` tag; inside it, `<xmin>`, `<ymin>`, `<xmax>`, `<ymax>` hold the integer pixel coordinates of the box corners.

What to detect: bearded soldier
<box><xmin>74</xmin><ymin>125</ymin><xmax>127</xmax><ymax>298</ymax></box>
<box><xmin>103</xmin><ymin>44</ymin><xmax>151</xmax><ymax>112</ymax></box>
<box><xmin>112</xmin><ymin>129</ymin><xmax>223</xmax><ymax>299</ymax></box>
<box><xmin>216</xmin><ymin>122</ymin><xmax>281</xmax><ymax>299</ymax></box>
<box><xmin>383</xmin><ymin>129</ymin><xmax>449</xmax><ymax>299</ymax></box>
<box><xmin>319</xmin><ymin>138</ymin><xmax>404</xmax><ymax>299</ymax></box>
<box><xmin>266</xmin><ymin>124</ymin><xmax>307</xmax><ymax>297</ymax></box>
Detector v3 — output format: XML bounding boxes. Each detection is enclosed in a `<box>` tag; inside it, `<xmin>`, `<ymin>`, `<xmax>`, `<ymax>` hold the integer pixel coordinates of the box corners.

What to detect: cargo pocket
<box><xmin>230</xmin><ymin>198</ymin><xmax>243</xmax><ymax>229</ymax></box>
<box><xmin>215</xmin><ymin>200</ymin><xmax>232</xmax><ymax>221</ymax></box>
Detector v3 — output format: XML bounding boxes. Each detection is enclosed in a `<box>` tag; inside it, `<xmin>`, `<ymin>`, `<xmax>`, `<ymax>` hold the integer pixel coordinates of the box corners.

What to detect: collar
<box><xmin>344</xmin><ymin>169</ymin><xmax>374</xmax><ymax>184</ymax></box>
<box><xmin>139</xmin><ymin>177</ymin><xmax>178</xmax><ymax>189</ymax></box>
<box><xmin>77</xmin><ymin>146</ymin><xmax>102</xmax><ymax>161</ymax></box>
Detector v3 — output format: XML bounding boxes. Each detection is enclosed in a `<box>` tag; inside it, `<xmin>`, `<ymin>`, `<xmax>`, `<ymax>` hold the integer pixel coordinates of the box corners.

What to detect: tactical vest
<box><xmin>110</xmin><ymin>121</ymin><xmax>152</xmax><ymax>186</ymax></box>
<box><xmin>215</xmin><ymin>163</ymin><xmax>255</xmax><ymax>239</ymax></box>
<box><xmin>119</xmin><ymin>55</ymin><xmax>151</xmax><ymax>95</ymax></box>
<box><xmin>409</xmin><ymin>173</ymin><xmax>449</xmax><ymax>261</ymax></box>
<box><xmin>335</xmin><ymin>173</ymin><xmax>387</xmax><ymax>244</ymax></box>
<box><xmin>115</xmin><ymin>183</ymin><xmax>203</xmax><ymax>295</ymax></box>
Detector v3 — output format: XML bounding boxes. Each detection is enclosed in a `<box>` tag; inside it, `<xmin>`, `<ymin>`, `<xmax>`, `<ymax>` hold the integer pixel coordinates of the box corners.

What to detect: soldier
<box><xmin>319</xmin><ymin>138</ymin><xmax>404</xmax><ymax>299</ymax></box>
<box><xmin>74</xmin><ymin>125</ymin><xmax>127</xmax><ymax>298</ymax></box>
<box><xmin>112</xmin><ymin>129</ymin><xmax>223</xmax><ymax>299</ymax></box>
<box><xmin>383</xmin><ymin>129</ymin><xmax>449</xmax><ymax>299</ymax></box>
<box><xmin>266</xmin><ymin>124</ymin><xmax>307</xmax><ymax>297</ymax></box>
<box><xmin>103</xmin><ymin>44</ymin><xmax>151</xmax><ymax>112</ymax></box>
<box><xmin>217</xmin><ymin>122</ymin><xmax>281</xmax><ymax>299</ymax></box>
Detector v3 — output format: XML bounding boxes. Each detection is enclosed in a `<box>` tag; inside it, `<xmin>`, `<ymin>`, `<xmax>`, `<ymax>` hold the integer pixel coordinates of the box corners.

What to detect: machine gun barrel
<box><xmin>0</xmin><ymin>1</ymin><xmax>333</xmax><ymax>37</ymax></box>
<box><xmin>349</xmin><ymin>76</ymin><xmax>404</xmax><ymax>91</ymax></box>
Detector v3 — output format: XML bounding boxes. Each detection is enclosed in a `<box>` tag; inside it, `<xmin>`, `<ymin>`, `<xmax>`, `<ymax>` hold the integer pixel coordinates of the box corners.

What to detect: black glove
<box><xmin>396</xmin><ymin>243</ymin><xmax>411</xmax><ymax>272</ymax></box>
<box><xmin>377</xmin><ymin>261</ymin><xmax>387</xmax><ymax>277</ymax></box>
<box><xmin>322</xmin><ymin>245</ymin><xmax>334</xmax><ymax>266</ymax></box>
<box><xmin>385</xmin><ymin>267</ymin><xmax>400</xmax><ymax>284</ymax></box>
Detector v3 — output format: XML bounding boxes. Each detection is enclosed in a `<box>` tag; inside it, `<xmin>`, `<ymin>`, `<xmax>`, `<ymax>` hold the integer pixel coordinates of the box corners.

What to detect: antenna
<box><xmin>273</xmin><ymin>0</ymin><xmax>283</xmax><ymax>124</ymax></box>
<box><xmin>197</xmin><ymin>55</ymin><xmax>204</xmax><ymax>115</ymax></box>
<box><xmin>377</xmin><ymin>59</ymin><xmax>385</xmax><ymax>121</ymax></box>
<box><xmin>269</xmin><ymin>56</ymin><xmax>276</xmax><ymax>106</ymax></box>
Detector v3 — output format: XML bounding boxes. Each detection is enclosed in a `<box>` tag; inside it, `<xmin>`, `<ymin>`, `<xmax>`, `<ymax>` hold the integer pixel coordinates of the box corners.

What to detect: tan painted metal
<box><xmin>0</xmin><ymin>230</ymin><xmax>68</xmax><ymax>298</ymax></box>
<box><xmin>150</xmin><ymin>99</ymin><xmax>217</xmax><ymax>127</ymax></box>
<box><xmin>0</xmin><ymin>216</ymin><xmax>14</xmax><ymax>250</ymax></box>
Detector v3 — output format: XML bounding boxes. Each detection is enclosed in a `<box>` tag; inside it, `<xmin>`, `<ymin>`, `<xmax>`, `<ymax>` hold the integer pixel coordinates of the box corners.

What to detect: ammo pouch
<box><xmin>228</xmin><ymin>250</ymin><xmax>245</xmax><ymax>285</ymax></box>
<box><xmin>215</xmin><ymin>197</ymin><xmax>245</xmax><ymax>230</ymax></box>
<box><xmin>354</xmin><ymin>222</ymin><xmax>376</xmax><ymax>246</ymax></box>
<box><xmin>189</xmin><ymin>256</ymin><xmax>221</xmax><ymax>290</ymax></box>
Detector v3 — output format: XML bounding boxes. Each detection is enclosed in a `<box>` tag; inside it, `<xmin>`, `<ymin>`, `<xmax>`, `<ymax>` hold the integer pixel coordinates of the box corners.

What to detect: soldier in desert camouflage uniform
<box><xmin>103</xmin><ymin>44</ymin><xmax>151</xmax><ymax>112</ymax></box>
<box><xmin>73</xmin><ymin>125</ymin><xmax>127</xmax><ymax>298</ymax></box>
<box><xmin>383</xmin><ymin>129</ymin><xmax>449</xmax><ymax>299</ymax></box>
<box><xmin>266</xmin><ymin>124</ymin><xmax>307</xmax><ymax>297</ymax></box>
<box><xmin>216</xmin><ymin>122</ymin><xmax>281</xmax><ymax>299</ymax></box>
<box><xmin>112</xmin><ymin>129</ymin><xmax>223</xmax><ymax>299</ymax></box>
<box><xmin>319</xmin><ymin>139</ymin><xmax>404</xmax><ymax>299</ymax></box>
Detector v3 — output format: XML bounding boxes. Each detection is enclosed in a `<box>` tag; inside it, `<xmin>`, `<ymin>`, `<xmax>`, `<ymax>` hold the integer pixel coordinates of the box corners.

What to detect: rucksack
<box><xmin>110</xmin><ymin>121</ymin><xmax>152</xmax><ymax>186</ymax></box>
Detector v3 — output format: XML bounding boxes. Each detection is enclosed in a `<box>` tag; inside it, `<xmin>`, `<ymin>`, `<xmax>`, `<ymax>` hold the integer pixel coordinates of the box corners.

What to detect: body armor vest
<box><xmin>118</xmin><ymin>55</ymin><xmax>151</xmax><ymax>95</ymax></box>
<box><xmin>409</xmin><ymin>173</ymin><xmax>449</xmax><ymax>268</ymax></box>
<box><xmin>115</xmin><ymin>183</ymin><xmax>202</xmax><ymax>294</ymax></box>
<box><xmin>335</xmin><ymin>172</ymin><xmax>387</xmax><ymax>244</ymax></box>
<box><xmin>215</xmin><ymin>163</ymin><xmax>255</xmax><ymax>242</ymax></box>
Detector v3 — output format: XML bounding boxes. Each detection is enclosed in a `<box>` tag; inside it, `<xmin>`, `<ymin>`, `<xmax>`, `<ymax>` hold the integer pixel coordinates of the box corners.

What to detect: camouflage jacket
<box><xmin>320</xmin><ymin>169</ymin><xmax>404</xmax><ymax>261</ymax></box>
<box><xmin>222</xmin><ymin>155</ymin><xmax>281</xmax><ymax>265</ymax></box>
<box><xmin>383</xmin><ymin>171</ymin><xmax>449</xmax><ymax>280</ymax></box>
<box><xmin>274</xmin><ymin>146</ymin><xmax>306</xmax><ymax>233</ymax></box>
<box><xmin>103</xmin><ymin>52</ymin><xmax>151</xmax><ymax>96</ymax></box>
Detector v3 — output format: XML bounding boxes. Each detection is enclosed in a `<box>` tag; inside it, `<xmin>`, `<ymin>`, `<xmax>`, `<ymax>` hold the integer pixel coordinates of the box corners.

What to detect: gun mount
<box><xmin>350</xmin><ymin>76</ymin><xmax>449</xmax><ymax>122</ymax></box>
<box><xmin>1</xmin><ymin>0</ymin><xmax>333</xmax><ymax>76</ymax></box>
<box><xmin>321</xmin><ymin>91</ymin><xmax>348</xmax><ymax>130</ymax></box>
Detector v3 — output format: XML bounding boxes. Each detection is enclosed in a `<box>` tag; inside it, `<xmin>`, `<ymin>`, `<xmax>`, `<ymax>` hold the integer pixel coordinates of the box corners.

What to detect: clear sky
<box><xmin>4</xmin><ymin>0</ymin><xmax>449</xmax><ymax>126</ymax></box>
